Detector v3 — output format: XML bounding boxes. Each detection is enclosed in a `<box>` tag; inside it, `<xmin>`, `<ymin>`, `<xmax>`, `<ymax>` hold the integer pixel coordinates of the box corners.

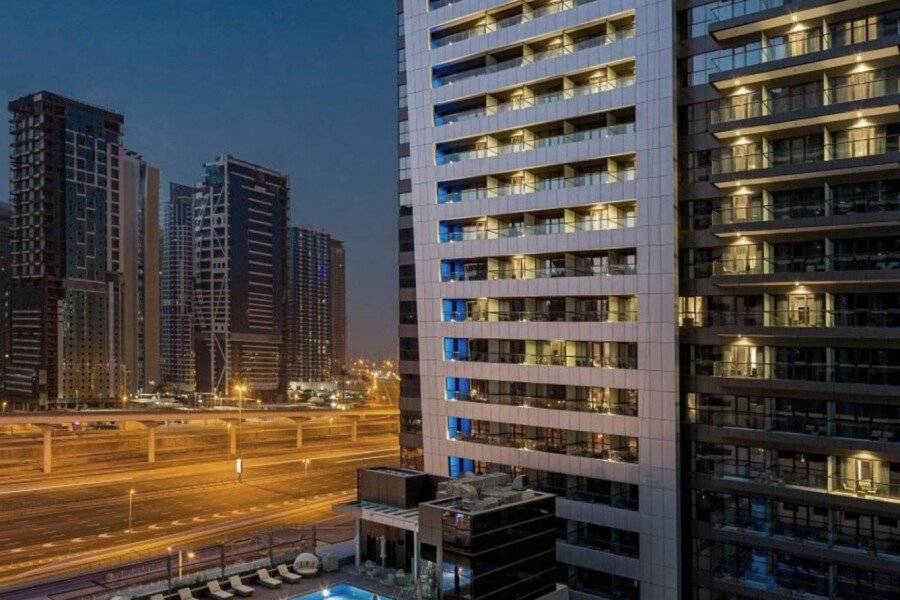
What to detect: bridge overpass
<box><xmin>0</xmin><ymin>407</ymin><xmax>399</xmax><ymax>474</ymax></box>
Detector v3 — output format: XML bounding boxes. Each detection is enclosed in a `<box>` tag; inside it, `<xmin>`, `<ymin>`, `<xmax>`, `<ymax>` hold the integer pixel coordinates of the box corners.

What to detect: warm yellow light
<box><xmin>130</xmin><ymin>488</ymin><xmax>136</xmax><ymax>496</ymax></box>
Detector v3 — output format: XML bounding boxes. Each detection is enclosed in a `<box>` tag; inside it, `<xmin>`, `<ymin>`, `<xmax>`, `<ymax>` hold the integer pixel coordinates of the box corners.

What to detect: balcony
<box><xmin>446</xmin><ymin>306</ymin><xmax>637</xmax><ymax>323</ymax></box>
<box><xmin>710</xmin><ymin>133</ymin><xmax>900</xmax><ymax>179</ymax></box>
<box><xmin>711</xmin><ymin>361</ymin><xmax>900</xmax><ymax>386</ymax></box>
<box><xmin>440</xmin><ymin>203</ymin><xmax>636</xmax><ymax>242</ymax></box>
<box><xmin>710</xmin><ymin>73</ymin><xmax>900</xmax><ymax>128</ymax></box>
<box><xmin>708</xmin><ymin>16</ymin><xmax>900</xmax><ymax>88</ymax></box>
<box><xmin>447</xmin><ymin>349</ymin><xmax>637</xmax><ymax>369</ymax></box>
<box><xmin>436</xmin><ymin>122</ymin><xmax>635</xmax><ymax>165</ymax></box>
<box><xmin>441</xmin><ymin>262</ymin><xmax>636</xmax><ymax>282</ymax></box>
<box><xmin>432</xmin><ymin>26</ymin><xmax>635</xmax><ymax>88</ymax></box>
<box><xmin>697</xmin><ymin>457</ymin><xmax>900</xmax><ymax>503</ymax></box>
<box><xmin>434</xmin><ymin>73</ymin><xmax>635</xmax><ymax>126</ymax></box>
<box><xmin>710</xmin><ymin>189</ymin><xmax>900</xmax><ymax>226</ymax></box>
<box><xmin>430</xmin><ymin>0</ymin><xmax>600</xmax><ymax>49</ymax></box>
<box><xmin>681</xmin><ymin>308</ymin><xmax>900</xmax><ymax>328</ymax></box>
<box><xmin>451</xmin><ymin>389</ymin><xmax>638</xmax><ymax>416</ymax></box>
<box><xmin>711</xmin><ymin>248</ymin><xmax>900</xmax><ymax>279</ymax></box>
<box><xmin>690</xmin><ymin>407</ymin><xmax>899</xmax><ymax>443</ymax></box>
<box><xmin>437</xmin><ymin>159</ymin><xmax>636</xmax><ymax>204</ymax></box>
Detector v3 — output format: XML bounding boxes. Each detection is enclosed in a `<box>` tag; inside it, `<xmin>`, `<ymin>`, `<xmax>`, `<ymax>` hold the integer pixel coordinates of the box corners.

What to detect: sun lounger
<box><xmin>228</xmin><ymin>575</ymin><xmax>255</xmax><ymax>597</ymax></box>
<box><xmin>276</xmin><ymin>564</ymin><xmax>301</xmax><ymax>583</ymax></box>
<box><xmin>256</xmin><ymin>568</ymin><xmax>281</xmax><ymax>589</ymax></box>
<box><xmin>178</xmin><ymin>588</ymin><xmax>198</xmax><ymax>600</ymax></box>
<box><xmin>207</xmin><ymin>580</ymin><xmax>234</xmax><ymax>599</ymax></box>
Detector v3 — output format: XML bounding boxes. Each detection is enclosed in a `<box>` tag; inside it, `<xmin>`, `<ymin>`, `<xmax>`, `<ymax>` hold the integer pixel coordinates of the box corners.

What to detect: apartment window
<box><xmin>398</xmin><ymin>48</ymin><xmax>406</xmax><ymax>73</ymax></box>
<box><xmin>398</xmin><ymin>120</ymin><xmax>409</xmax><ymax>144</ymax></box>
<box><xmin>399</xmin><ymin>155</ymin><xmax>410</xmax><ymax>179</ymax></box>
<box><xmin>398</xmin><ymin>227</ymin><xmax>414</xmax><ymax>252</ymax></box>
<box><xmin>398</xmin><ymin>84</ymin><xmax>407</xmax><ymax>108</ymax></box>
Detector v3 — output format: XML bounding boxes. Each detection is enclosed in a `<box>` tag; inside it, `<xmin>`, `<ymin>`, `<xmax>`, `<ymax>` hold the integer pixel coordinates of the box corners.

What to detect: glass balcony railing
<box><xmin>708</xmin><ymin>0</ymin><xmax>785</xmax><ymax>23</ymax></box>
<box><xmin>445</xmin><ymin>308</ymin><xmax>637</xmax><ymax>322</ymax></box>
<box><xmin>711</xmin><ymin>135</ymin><xmax>900</xmax><ymax>176</ymax></box>
<box><xmin>710</xmin><ymin>21</ymin><xmax>898</xmax><ymax>75</ymax></box>
<box><xmin>433</xmin><ymin>28</ymin><xmax>635</xmax><ymax>87</ymax></box>
<box><xmin>441</xmin><ymin>215</ymin><xmax>635</xmax><ymax>241</ymax></box>
<box><xmin>455</xmin><ymin>430</ymin><xmax>639</xmax><ymax>462</ymax></box>
<box><xmin>450</xmin><ymin>390</ymin><xmax>639</xmax><ymax>416</ymax></box>
<box><xmin>710</xmin><ymin>77</ymin><xmax>900</xmax><ymax>125</ymax></box>
<box><xmin>441</xmin><ymin>263</ymin><xmax>637</xmax><ymax>281</ymax></box>
<box><xmin>447</xmin><ymin>350</ymin><xmax>637</xmax><ymax>369</ymax></box>
<box><xmin>436</xmin><ymin>123</ymin><xmax>635</xmax><ymax>164</ymax></box>
<box><xmin>431</xmin><ymin>0</ymin><xmax>600</xmax><ymax>48</ymax></box>
<box><xmin>709</xmin><ymin>252</ymin><xmax>900</xmax><ymax>275</ymax></box>
<box><xmin>689</xmin><ymin>409</ymin><xmax>899</xmax><ymax>442</ymax></box>
<box><xmin>680</xmin><ymin>308</ymin><xmax>900</xmax><ymax>328</ymax></box>
<box><xmin>438</xmin><ymin>168</ymin><xmax>636</xmax><ymax>203</ymax></box>
<box><xmin>434</xmin><ymin>76</ymin><xmax>635</xmax><ymax>125</ymax></box>
<box><xmin>697</xmin><ymin>458</ymin><xmax>900</xmax><ymax>500</ymax></box>
<box><xmin>712</xmin><ymin>193</ymin><xmax>900</xmax><ymax>225</ymax></box>
<box><xmin>711</xmin><ymin>361</ymin><xmax>900</xmax><ymax>385</ymax></box>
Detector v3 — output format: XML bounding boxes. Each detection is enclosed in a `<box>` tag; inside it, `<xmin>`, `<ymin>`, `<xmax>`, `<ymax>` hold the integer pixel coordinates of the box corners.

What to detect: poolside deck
<box><xmin>248</xmin><ymin>566</ymin><xmax>405</xmax><ymax>599</ymax></box>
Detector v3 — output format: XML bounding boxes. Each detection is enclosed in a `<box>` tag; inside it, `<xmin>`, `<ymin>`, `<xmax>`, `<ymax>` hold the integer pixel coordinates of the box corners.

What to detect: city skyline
<box><xmin>0</xmin><ymin>0</ymin><xmax>398</xmax><ymax>359</ymax></box>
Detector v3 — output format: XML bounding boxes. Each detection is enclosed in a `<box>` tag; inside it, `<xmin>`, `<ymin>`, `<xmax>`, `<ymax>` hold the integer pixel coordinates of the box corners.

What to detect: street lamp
<box><xmin>127</xmin><ymin>488</ymin><xmax>136</xmax><ymax>532</ymax></box>
<box><xmin>233</xmin><ymin>382</ymin><xmax>249</xmax><ymax>482</ymax></box>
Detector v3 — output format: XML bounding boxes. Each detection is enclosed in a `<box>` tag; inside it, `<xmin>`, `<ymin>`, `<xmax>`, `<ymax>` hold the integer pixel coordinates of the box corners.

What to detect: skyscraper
<box><xmin>329</xmin><ymin>238</ymin><xmax>347</xmax><ymax>375</ymax></box>
<box><xmin>0</xmin><ymin>202</ymin><xmax>10</xmax><ymax>398</ymax></box>
<box><xmin>193</xmin><ymin>155</ymin><xmax>289</xmax><ymax>400</ymax></box>
<box><xmin>402</xmin><ymin>1</ymin><xmax>678</xmax><ymax>597</ymax></box>
<box><xmin>286</xmin><ymin>226</ymin><xmax>334</xmax><ymax>385</ymax></box>
<box><xmin>677</xmin><ymin>2</ymin><xmax>900</xmax><ymax>597</ymax></box>
<box><xmin>161</xmin><ymin>182</ymin><xmax>196</xmax><ymax>394</ymax></box>
<box><xmin>6</xmin><ymin>92</ymin><xmax>129</xmax><ymax>407</ymax></box>
<box><xmin>119</xmin><ymin>150</ymin><xmax>160</xmax><ymax>394</ymax></box>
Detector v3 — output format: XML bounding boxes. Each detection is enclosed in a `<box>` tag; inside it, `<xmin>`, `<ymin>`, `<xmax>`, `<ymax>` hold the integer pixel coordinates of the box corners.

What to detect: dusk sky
<box><xmin>0</xmin><ymin>0</ymin><xmax>398</xmax><ymax>358</ymax></box>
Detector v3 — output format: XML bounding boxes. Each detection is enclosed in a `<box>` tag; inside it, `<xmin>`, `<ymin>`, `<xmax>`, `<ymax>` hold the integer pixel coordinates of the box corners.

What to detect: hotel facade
<box><xmin>399</xmin><ymin>0</ymin><xmax>899</xmax><ymax>598</ymax></box>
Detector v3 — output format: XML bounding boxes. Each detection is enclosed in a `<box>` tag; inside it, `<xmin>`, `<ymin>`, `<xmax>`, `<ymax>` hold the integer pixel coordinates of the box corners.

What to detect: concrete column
<box><xmin>351</xmin><ymin>419</ymin><xmax>358</xmax><ymax>442</ymax></box>
<box><xmin>355</xmin><ymin>518</ymin><xmax>362</xmax><ymax>569</ymax></box>
<box><xmin>140</xmin><ymin>422</ymin><xmax>162</xmax><ymax>464</ymax></box>
<box><xmin>412</xmin><ymin>530</ymin><xmax>419</xmax><ymax>579</ymax></box>
<box><xmin>39</xmin><ymin>426</ymin><xmax>52</xmax><ymax>474</ymax></box>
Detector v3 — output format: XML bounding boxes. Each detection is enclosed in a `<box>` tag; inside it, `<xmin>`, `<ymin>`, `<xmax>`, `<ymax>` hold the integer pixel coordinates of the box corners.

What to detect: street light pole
<box><xmin>234</xmin><ymin>382</ymin><xmax>248</xmax><ymax>483</ymax></box>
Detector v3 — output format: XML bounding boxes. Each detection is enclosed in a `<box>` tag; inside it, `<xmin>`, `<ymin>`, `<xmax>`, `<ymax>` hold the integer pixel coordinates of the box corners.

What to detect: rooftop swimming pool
<box><xmin>292</xmin><ymin>583</ymin><xmax>394</xmax><ymax>600</ymax></box>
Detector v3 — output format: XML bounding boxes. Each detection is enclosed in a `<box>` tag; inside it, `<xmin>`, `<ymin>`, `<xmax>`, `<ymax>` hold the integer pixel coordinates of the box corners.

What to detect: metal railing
<box><xmin>441</xmin><ymin>215</ymin><xmax>635</xmax><ymax>242</ymax></box>
<box><xmin>710</xmin><ymin>76</ymin><xmax>900</xmax><ymax>124</ymax></box>
<box><xmin>441</xmin><ymin>262</ymin><xmax>637</xmax><ymax>281</ymax></box>
<box><xmin>710</xmin><ymin>360</ymin><xmax>900</xmax><ymax>385</ymax></box>
<box><xmin>436</xmin><ymin>123</ymin><xmax>635</xmax><ymax>164</ymax></box>
<box><xmin>430</xmin><ymin>0</ymin><xmax>599</xmax><ymax>48</ymax></box>
<box><xmin>437</xmin><ymin>168</ymin><xmax>636</xmax><ymax>203</ymax></box>
<box><xmin>434</xmin><ymin>75</ymin><xmax>635</xmax><ymax>125</ymax></box>
<box><xmin>710</xmin><ymin>20</ymin><xmax>898</xmax><ymax>74</ymax></box>
<box><xmin>444</xmin><ymin>308</ymin><xmax>637</xmax><ymax>323</ymax></box>
<box><xmin>688</xmin><ymin>409</ymin><xmax>899</xmax><ymax>442</ymax></box>
<box><xmin>433</xmin><ymin>27</ymin><xmax>635</xmax><ymax>87</ymax></box>
<box><xmin>455</xmin><ymin>431</ymin><xmax>639</xmax><ymax>462</ymax></box>
<box><xmin>708</xmin><ymin>0</ymin><xmax>784</xmax><ymax>22</ymax></box>
<box><xmin>451</xmin><ymin>390</ymin><xmax>639</xmax><ymax>416</ymax></box>
<box><xmin>681</xmin><ymin>308</ymin><xmax>900</xmax><ymax>328</ymax></box>
<box><xmin>446</xmin><ymin>350</ymin><xmax>638</xmax><ymax>369</ymax></box>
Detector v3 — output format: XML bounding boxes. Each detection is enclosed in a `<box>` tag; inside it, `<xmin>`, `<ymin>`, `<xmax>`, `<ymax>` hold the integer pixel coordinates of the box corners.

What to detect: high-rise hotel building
<box><xmin>192</xmin><ymin>155</ymin><xmax>289</xmax><ymax>400</ymax></box>
<box><xmin>677</xmin><ymin>1</ymin><xmax>900</xmax><ymax>598</ymax></box>
<box><xmin>161</xmin><ymin>182</ymin><xmax>196</xmax><ymax>394</ymax></box>
<box><xmin>401</xmin><ymin>1</ymin><xmax>679</xmax><ymax>598</ymax></box>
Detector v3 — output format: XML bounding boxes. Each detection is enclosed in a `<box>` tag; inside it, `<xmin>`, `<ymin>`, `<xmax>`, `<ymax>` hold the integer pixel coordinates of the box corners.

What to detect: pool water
<box><xmin>292</xmin><ymin>583</ymin><xmax>394</xmax><ymax>600</ymax></box>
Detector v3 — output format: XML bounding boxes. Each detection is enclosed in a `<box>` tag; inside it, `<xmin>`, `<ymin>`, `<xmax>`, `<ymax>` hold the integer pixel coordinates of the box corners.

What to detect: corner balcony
<box><xmin>708</xmin><ymin>17</ymin><xmax>900</xmax><ymax>89</ymax></box>
<box><xmin>430</xmin><ymin>0</ymin><xmax>602</xmax><ymax>49</ymax></box>
<box><xmin>432</xmin><ymin>22</ymin><xmax>635</xmax><ymax>88</ymax></box>
<box><xmin>709</xmin><ymin>130</ymin><xmax>900</xmax><ymax>188</ymax></box>
<box><xmin>434</xmin><ymin>68</ymin><xmax>635</xmax><ymax>126</ymax></box>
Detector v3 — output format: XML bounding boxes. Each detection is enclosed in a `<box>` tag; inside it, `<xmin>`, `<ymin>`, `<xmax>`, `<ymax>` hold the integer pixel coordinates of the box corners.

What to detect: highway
<box><xmin>0</xmin><ymin>433</ymin><xmax>399</xmax><ymax>591</ymax></box>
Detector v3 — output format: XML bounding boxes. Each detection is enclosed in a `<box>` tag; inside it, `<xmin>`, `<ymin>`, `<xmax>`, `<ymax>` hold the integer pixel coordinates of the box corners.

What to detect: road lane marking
<box><xmin>0</xmin><ymin>475</ymin><xmax>135</xmax><ymax>496</ymax></box>
<box><xmin>334</xmin><ymin>451</ymin><xmax>399</xmax><ymax>464</ymax></box>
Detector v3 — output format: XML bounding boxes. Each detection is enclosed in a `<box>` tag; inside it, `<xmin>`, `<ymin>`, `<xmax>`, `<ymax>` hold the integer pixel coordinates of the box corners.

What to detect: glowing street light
<box><xmin>233</xmin><ymin>382</ymin><xmax>249</xmax><ymax>483</ymax></box>
<box><xmin>127</xmin><ymin>488</ymin><xmax>136</xmax><ymax>533</ymax></box>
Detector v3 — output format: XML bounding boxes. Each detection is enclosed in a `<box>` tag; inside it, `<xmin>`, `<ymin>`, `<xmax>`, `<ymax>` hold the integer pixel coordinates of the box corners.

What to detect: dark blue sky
<box><xmin>0</xmin><ymin>0</ymin><xmax>398</xmax><ymax>358</ymax></box>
